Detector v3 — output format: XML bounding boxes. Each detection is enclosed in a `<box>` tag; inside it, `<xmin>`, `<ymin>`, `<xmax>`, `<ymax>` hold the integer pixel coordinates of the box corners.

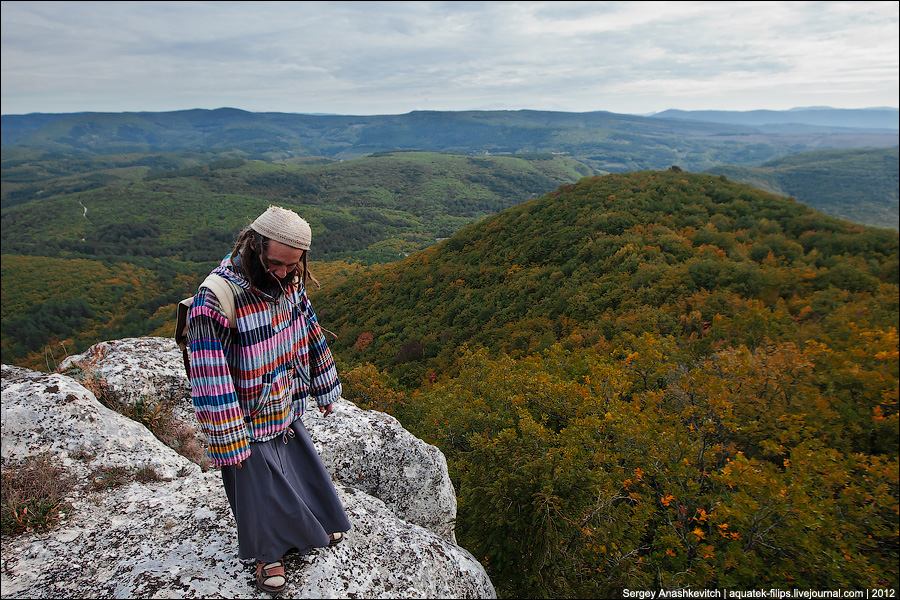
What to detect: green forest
<box><xmin>0</xmin><ymin>150</ymin><xmax>592</xmax><ymax>366</ymax></box>
<box><xmin>322</xmin><ymin>170</ymin><xmax>899</xmax><ymax>597</ymax></box>
<box><xmin>706</xmin><ymin>148</ymin><xmax>899</xmax><ymax>230</ymax></box>
<box><xmin>5</xmin><ymin>142</ymin><xmax>894</xmax><ymax>371</ymax></box>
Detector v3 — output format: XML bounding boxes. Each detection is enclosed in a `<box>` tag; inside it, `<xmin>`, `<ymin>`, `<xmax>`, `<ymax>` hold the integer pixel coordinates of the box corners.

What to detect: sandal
<box><xmin>329</xmin><ymin>532</ymin><xmax>344</xmax><ymax>546</ymax></box>
<box><xmin>255</xmin><ymin>559</ymin><xmax>286</xmax><ymax>594</ymax></box>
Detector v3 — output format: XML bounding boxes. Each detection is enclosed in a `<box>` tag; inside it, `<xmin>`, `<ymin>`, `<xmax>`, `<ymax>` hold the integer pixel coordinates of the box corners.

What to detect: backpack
<box><xmin>175</xmin><ymin>273</ymin><xmax>237</xmax><ymax>379</ymax></box>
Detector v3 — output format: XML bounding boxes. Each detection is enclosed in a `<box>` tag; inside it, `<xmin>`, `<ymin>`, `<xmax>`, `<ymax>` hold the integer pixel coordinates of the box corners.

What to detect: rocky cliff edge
<box><xmin>0</xmin><ymin>337</ymin><xmax>495</xmax><ymax>599</ymax></box>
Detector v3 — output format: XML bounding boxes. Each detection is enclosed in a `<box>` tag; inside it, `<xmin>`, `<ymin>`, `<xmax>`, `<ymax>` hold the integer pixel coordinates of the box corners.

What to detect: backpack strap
<box><xmin>176</xmin><ymin>274</ymin><xmax>238</xmax><ymax>380</ymax></box>
<box><xmin>200</xmin><ymin>273</ymin><xmax>237</xmax><ymax>329</ymax></box>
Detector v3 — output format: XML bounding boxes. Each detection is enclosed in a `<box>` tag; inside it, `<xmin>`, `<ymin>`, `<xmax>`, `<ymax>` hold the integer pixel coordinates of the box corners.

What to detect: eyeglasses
<box><xmin>259</xmin><ymin>249</ymin><xmax>305</xmax><ymax>281</ymax></box>
<box><xmin>262</xmin><ymin>255</ymin><xmax>301</xmax><ymax>272</ymax></box>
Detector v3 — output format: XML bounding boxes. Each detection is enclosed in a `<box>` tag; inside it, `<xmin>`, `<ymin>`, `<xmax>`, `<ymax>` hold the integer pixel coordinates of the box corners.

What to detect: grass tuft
<box><xmin>89</xmin><ymin>465</ymin><xmax>131</xmax><ymax>491</ymax></box>
<box><xmin>134</xmin><ymin>465</ymin><xmax>163</xmax><ymax>483</ymax></box>
<box><xmin>1</xmin><ymin>455</ymin><xmax>74</xmax><ymax>535</ymax></box>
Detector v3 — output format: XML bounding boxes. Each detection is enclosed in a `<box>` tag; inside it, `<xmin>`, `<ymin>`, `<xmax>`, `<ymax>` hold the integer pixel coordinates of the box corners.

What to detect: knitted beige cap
<box><xmin>250</xmin><ymin>205</ymin><xmax>312</xmax><ymax>250</ymax></box>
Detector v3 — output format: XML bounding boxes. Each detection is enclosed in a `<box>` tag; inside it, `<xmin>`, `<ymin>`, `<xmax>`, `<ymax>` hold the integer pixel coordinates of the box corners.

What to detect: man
<box><xmin>188</xmin><ymin>205</ymin><xmax>350</xmax><ymax>594</ymax></box>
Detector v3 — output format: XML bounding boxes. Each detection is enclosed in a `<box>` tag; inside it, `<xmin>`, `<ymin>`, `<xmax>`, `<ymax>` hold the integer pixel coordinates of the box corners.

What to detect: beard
<box><xmin>247</xmin><ymin>253</ymin><xmax>297</xmax><ymax>295</ymax></box>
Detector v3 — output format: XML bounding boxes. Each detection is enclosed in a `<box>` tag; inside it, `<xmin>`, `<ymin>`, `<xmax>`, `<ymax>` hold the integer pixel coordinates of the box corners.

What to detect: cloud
<box><xmin>1</xmin><ymin>0</ymin><xmax>897</xmax><ymax>115</ymax></box>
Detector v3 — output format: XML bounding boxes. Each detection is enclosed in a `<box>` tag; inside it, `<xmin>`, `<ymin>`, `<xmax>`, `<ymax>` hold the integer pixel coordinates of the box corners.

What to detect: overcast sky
<box><xmin>1</xmin><ymin>1</ymin><xmax>897</xmax><ymax>116</ymax></box>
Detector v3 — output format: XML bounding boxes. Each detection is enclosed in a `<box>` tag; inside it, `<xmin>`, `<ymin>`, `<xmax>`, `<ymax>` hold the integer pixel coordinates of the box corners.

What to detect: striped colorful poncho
<box><xmin>187</xmin><ymin>256</ymin><xmax>342</xmax><ymax>466</ymax></box>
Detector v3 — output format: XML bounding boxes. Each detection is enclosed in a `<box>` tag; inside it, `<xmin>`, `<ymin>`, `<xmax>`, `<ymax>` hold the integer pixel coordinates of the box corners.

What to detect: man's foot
<box><xmin>329</xmin><ymin>532</ymin><xmax>344</xmax><ymax>546</ymax></box>
<box><xmin>255</xmin><ymin>559</ymin><xmax>286</xmax><ymax>594</ymax></box>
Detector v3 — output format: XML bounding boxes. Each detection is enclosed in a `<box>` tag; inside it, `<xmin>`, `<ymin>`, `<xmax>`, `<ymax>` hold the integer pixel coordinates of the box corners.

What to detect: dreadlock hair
<box><xmin>230</xmin><ymin>226</ymin><xmax>310</xmax><ymax>289</ymax></box>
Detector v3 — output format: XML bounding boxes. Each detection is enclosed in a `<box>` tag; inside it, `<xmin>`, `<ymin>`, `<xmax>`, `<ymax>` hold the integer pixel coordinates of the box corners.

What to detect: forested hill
<box><xmin>321</xmin><ymin>170</ymin><xmax>899</xmax><ymax>597</ymax></box>
<box><xmin>320</xmin><ymin>169</ymin><xmax>899</xmax><ymax>385</ymax></box>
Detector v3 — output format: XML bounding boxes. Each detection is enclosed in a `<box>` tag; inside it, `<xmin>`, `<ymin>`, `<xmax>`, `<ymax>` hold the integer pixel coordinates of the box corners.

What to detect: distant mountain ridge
<box><xmin>650</xmin><ymin>107</ymin><xmax>899</xmax><ymax>132</ymax></box>
<box><xmin>3</xmin><ymin>107</ymin><xmax>896</xmax><ymax>173</ymax></box>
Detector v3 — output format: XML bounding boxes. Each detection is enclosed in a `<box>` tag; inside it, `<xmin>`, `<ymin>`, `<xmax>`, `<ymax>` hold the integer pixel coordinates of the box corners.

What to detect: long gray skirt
<box><xmin>221</xmin><ymin>418</ymin><xmax>351</xmax><ymax>562</ymax></box>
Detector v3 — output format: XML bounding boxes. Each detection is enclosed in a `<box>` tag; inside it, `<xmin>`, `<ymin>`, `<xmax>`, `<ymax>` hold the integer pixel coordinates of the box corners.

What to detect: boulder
<box><xmin>302</xmin><ymin>401</ymin><xmax>458</xmax><ymax>543</ymax></box>
<box><xmin>58</xmin><ymin>338</ymin><xmax>193</xmax><ymax>424</ymax></box>
<box><xmin>0</xmin><ymin>364</ymin><xmax>197</xmax><ymax>481</ymax></box>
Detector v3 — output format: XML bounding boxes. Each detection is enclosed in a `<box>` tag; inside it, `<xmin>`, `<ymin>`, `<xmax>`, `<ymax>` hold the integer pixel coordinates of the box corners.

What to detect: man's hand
<box><xmin>319</xmin><ymin>403</ymin><xmax>333</xmax><ymax>418</ymax></box>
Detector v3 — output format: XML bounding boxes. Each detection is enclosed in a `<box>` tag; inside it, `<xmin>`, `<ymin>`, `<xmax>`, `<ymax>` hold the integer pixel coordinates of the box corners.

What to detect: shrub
<box><xmin>342</xmin><ymin>363</ymin><xmax>407</xmax><ymax>415</ymax></box>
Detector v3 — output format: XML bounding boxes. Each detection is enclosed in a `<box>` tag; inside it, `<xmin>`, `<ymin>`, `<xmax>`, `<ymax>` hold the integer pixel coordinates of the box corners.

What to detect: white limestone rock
<box><xmin>303</xmin><ymin>401</ymin><xmax>458</xmax><ymax>543</ymax></box>
<box><xmin>59</xmin><ymin>337</ymin><xmax>194</xmax><ymax>424</ymax></box>
<box><xmin>0</xmin><ymin>361</ymin><xmax>495</xmax><ymax>599</ymax></box>
<box><xmin>0</xmin><ymin>474</ymin><xmax>493</xmax><ymax>599</ymax></box>
<box><xmin>1</xmin><ymin>365</ymin><xmax>198</xmax><ymax>481</ymax></box>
